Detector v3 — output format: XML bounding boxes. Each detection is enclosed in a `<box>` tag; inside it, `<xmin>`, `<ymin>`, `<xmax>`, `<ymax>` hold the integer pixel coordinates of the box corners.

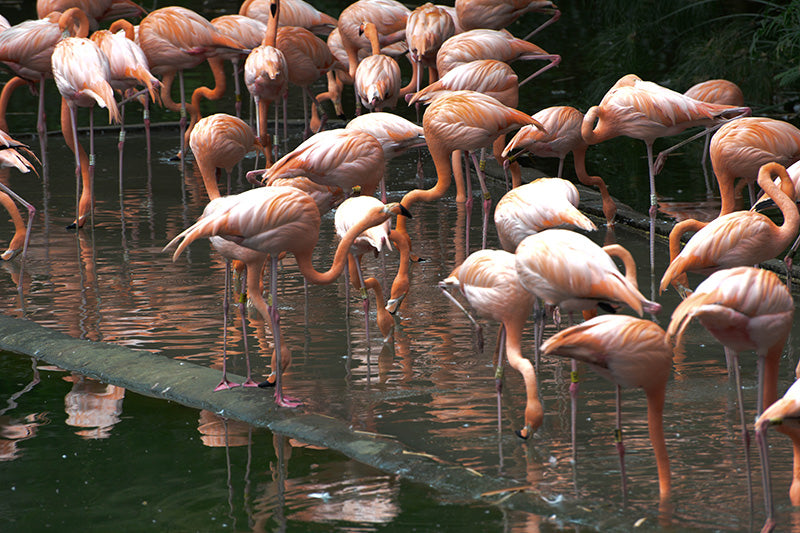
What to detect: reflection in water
<box><xmin>0</xmin><ymin>357</ymin><xmax>45</xmax><ymax>461</ymax></box>
<box><xmin>63</xmin><ymin>374</ymin><xmax>125</xmax><ymax>439</ymax></box>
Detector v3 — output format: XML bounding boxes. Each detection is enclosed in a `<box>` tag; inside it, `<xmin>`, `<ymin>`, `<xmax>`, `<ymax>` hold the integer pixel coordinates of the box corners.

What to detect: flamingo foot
<box><xmin>275</xmin><ymin>393</ymin><xmax>302</xmax><ymax>408</ymax></box>
<box><xmin>761</xmin><ymin>518</ymin><xmax>776</xmax><ymax>533</ymax></box>
<box><xmin>214</xmin><ymin>379</ymin><xmax>241</xmax><ymax>391</ymax></box>
<box><xmin>241</xmin><ymin>378</ymin><xmax>259</xmax><ymax>388</ymax></box>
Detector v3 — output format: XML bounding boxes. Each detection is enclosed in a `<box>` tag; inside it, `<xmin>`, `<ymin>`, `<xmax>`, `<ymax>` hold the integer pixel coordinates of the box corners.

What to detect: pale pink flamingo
<box><xmin>335</xmin><ymin>195</ymin><xmax>397</xmax><ymax>344</ymax></box>
<box><xmin>582</xmin><ymin>74</ymin><xmax>751</xmax><ymax>272</ymax></box>
<box><xmin>660</xmin><ymin>162</ymin><xmax>798</xmax><ymax>295</ymax></box>
<box><xmin>51</xmin><ymin>32</ymin><xmax>120</xmax><ymax>229</ymax></box>
<box><xmin>435</xmin><ymin>28</ymin><xmax>560</xmax><ymax>86</ymax></box>
<box><xmin>440</xmin><ymin>248</ymin><xmax>543</xmax><ymax>439</ymax></box>
<box><xmin>36</xmin><ymin>0</ymin><xmax>145</xmax><ymax>29</ymax></box>
<box><xmin>683</xmin><ymin>78</ymin><xmax>745</xmax><ymax>172</ymax></box>
<box><xmin>541</xmin><ymin>314</ymin><xmax>672</xmax><ymax>502</ymax></box>
<box><xmin>405</xmin><ymin>3</ymin><xmax>456</xmax><ymax>92</ymax></box>
<box><xmin>165</xmin><ymin>185</ymin><xmax>409</xmax><ymax>407</ymax></box>
<box><xmin>244</xmin><ymin>0</ymin><xmax>288</xmax><ymax>167</ymax></box>
<box><xmin>502</xmin><ymin>105</ymin><xmax>617</xmax><ymax>225</ymax></box>
<box><xmin>454</xmin><ymin>0</ymin><xmax>561</xmax><ymax>39</ymax></box>
<box><xmin>668</xmin><ymin>266</ymin><xmax>793</xmax><ymax>509</ymax></box>
<box><xmin>515</xmin><ymin>228</ymin><xmax>660</xmax><ymax>458</ymax></box>
<box><xmin>354</xmin><ymin>22</ymin><xmax>402</xmax><ymax>113</ymax></box>
<box><xmin>251</xmin><ymin>128</ymin><xmax>385</xmax><ymax>198</ymax></box>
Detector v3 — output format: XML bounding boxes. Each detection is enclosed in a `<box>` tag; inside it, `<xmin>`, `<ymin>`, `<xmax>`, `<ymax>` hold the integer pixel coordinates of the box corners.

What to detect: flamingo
<box><xmin>756</xmin><ymin>378</ymin><xmax>800</xmax><ymax>533</ymax></box>
<box><xmin>137</xmin><ymin>6</ymin><xmax>246</xmax><ymax>159</ymax></box>
<box><xmin>660</xmin><ymin>162</ymin><xmax>799</xmax><ymax>295</ymax></box>
<box><xmin>0</xmin><ymin>130</ymin><xmax>39</xmax><ymax>263</ymax></box>
<box><xmin>240</xmin><ymin>0</ymin><xmax>338</xmax><ymax>36</ymax></box>
<box><xmin>683</xmin><ymin>78</ymin><xmax>745</xmax><ymax>173</ymax></box>
<box><xmin>387</xmin><ymin>90</ymin><xmax>543</xmax><ymax>313</ymax></box>
<box><xmin>0</xmin><ymin>8</ymin><xmax>89</xmax><ymax>141</ymax></box>
<box><xmin>435</xmin><ymin>28</ymin><xmax>560</xmax><ymax>86</ymax></box>
<box><xmin>454</xmin><ymin>0</ymin><xmax>561</xmax><ymax>40</ymax></box>
<box><xmin>493</xmin><ymin>178</ymin><xmax>596</xmax><ymax>253</ymax></box>
<box><xmin>51</xmin><ymin>30</ymin><xmax>121</xmax><ymax>229</ymax></box>
<box><xmin>514</xmin><ymin>228</ymin><xmax>660</xmax><ymax>458</ymax></box>
<box><xmin>276</xmin><ymin>25</ymin><xmax>337</xmax><ymax>136</ymax></box>
<box><xmin>164</xmin><ymin>185</ymin><xmax>409</xmax><ymax>407</ymax></box>
<box><xmin>353</xmin><ymin>22</ymin><xmax>402</xmax><ymax>113</ymax></box>
<box><xmin>502</xmin><ymin>106</ymin><xmax>617</xmax><ymax>225</ymax></box>
<box><xmin>405</xmin><ymin>3</ymin><xmax>456</xmax><ymax>92</ymax></box>
<box><xmin>36</xmin><ymin>0</ymin><xmax>146</xmax><ymax>29</ymax></box>
<box><xmin>337</xmin><ymin>0</ymin><xmax>410</xmax><ymax>79</ymax></box>
<box><xmin>89</xmin><ymin>24</ymin><xmax>159</xmax><ymax>187</ymax></box>
<box><xmin>439</xmin><ymin>249</ymin><xmax>543</xmax><ymax>439</ymax></box>
<box><xmin>668</xmin><ymin>266</ymin><xmax>793</xmax><ymax>508</ymax></box>
<box><xmin>335</xmin><ymin>195</ymin><xmax>396</xmax><ymax>344</ymax></box>
<box><xmin>210</xmin><ymin>14</ymin><xmax>267</xmax><ymax>119</ymax></box>
<box><xmin>540</xmin><ymin>314</ymin><xmax>672</xmax><ymax>502</ymax></box>
<box><xmin>708</xmin><ymin>116</ymin><xmax>800</xmax><ymax>216</ymax></box>
<box><xmin>250</xmin><ymin>128</ymin><xmax>386</xmax><ymax>198</ymax></box>
<box><xmin>244</xmin><ymin>0</ymin><xmax>288</xmax><ymax>167</ymax></box>
<box><xmin>581</xmin><ymin>74</ymin><xmax>751</xmax><ymax>273</ymax></box>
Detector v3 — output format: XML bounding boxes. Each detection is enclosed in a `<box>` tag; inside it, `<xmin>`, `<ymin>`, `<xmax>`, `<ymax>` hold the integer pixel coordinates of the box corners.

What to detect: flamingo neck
<box><xmin>757</xmin><ymin>162</ymin><xmax>799</xmax><ymax>246</ymax></box>
<box><xmin>59</xmin><ymin>7</ymin><xmax>89</xmax><ymax>38</ymax></box>
<box><xmin>580</xmin><ymin>106</ymin><xmax>604</xmax><ymax>145</ymax></box>
<box><xmin>263</xmin><ymin>0</ymin><xmax>280</xmax><ymax>47</ymax></box>
<box><xmin>646</xmin><ymin>387</ymin><xmax>671</xmax><ymax>503</ymax></box>
<box><xmin>109</xmin><ymin>19</ymin><xmax>135</xmax><ymax>40</ymax></box>
<box><xmin>602</xmin><ymin>244</ymin><xmax>638</xmax><ymax>288</ymax></box>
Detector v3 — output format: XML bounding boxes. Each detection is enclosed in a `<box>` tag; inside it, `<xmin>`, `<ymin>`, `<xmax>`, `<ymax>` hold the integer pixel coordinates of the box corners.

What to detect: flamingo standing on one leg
<box><xmin>660</xmin><ymin>162</ymin><xmax>799</xmax><ymax>295</ymax></box>
<box><xmin>164</xmin><ymin>186</ymin><xmax>409</xmax><ymax>407</ymax></box>
<box><xmin>502</xmin><ymin>105</ymin><xmax>617</xmax><ymax>225</ymax></box>
<box><xmin>668</xmin><ymin>266</ymin><xmax>793</xmax><ymax>510</ymax></box>
<box><xmin>387</xmin><ymin>90</ymin><xmax>544</xmax><ymax>313</ymax></box>
<box><xmin>541</xmin><ymin>314</ymin><xmax>672</xmax><ymax>502</ymax></box>
<box><xmin>581</xmin><ymin>73</ymin><xmax>751</xmax><ymax>275</ymax></box>
<box><xmin>51</xmin><ymin>31</ymin><xmax>121</xmax><ymax>229</ymax></box>
<box><xmin>440</xmin><ymin>249</ymin><xmax>543</xmax><ymax>439</ymax></box>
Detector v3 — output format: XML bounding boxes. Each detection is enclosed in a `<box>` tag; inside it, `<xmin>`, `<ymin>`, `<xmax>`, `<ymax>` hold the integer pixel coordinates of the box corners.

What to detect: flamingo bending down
<box><xmin>756</xmin><ymin>378</ymin><xmax>800</xmax><ymax>533</ymax></box>
<box><xmin>387</xmin><ymin>90</ymin><xmax>544</xmax><ymax>313</ymax></box>
<box><xmin>581</xmin><ymin>74</ymin><xmax>751</xmax><ymax>272</ymax></box>
<box><xmin>164</xmin><ymin>186</ymin><xmax>409</xmax><ymax>407</ymax></box>
<box><xmin>51</xmin><ymin>34</ymin><xmax>121</xmax><ymax>229</ymax></box>
<box><xmin>211</xmin><ymin>15</ymin><xmax>267</xmax><ymax>119</ymax></box>
<box><xmin>405</xmin><ymin>3</ymin><xmax>456</xmax><ymax>92</ymax></box>
<box><xmin>502</xmin><ymin>105</ymin><xmax>617</xmax><ymax>225</ymax></box>
<box><xmin>541</xmin><ymin>314</ymin><xmax>672</xmax><ymax>502</ymax></box>
<box><xmin>660</xmin><ymin>162</ymin><xmax>799</xmax><ymax>295</ymax></box>
<box><xmin>0</xmin><ymin>130</ymin><xmax>39</xmax><ymax>262</ymax></box>
<box><xmin>337</xmin><ymin>0</ymin><xmax>410</xmax><ymax>79</ymax></box>
<box><xmin>335</xmin><ymin>195</ymin><xmax>396</xmax><ymax>343</ymax></box>
<box><xmin>440</xmin><ymin>249</ymin><xmax>543</xmax><ymax>439</ymax></box>
<box><xmin>515</xmin><ymin>228</ymin><xmax>660</xmax><ymax>458</ymax></box>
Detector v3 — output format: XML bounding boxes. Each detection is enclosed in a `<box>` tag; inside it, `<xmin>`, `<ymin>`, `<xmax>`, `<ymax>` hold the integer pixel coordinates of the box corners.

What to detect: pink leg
<box><xmin>215</xmin><ymin>259</ymin><xmax>240</xmax><ymax>391</ymax></box>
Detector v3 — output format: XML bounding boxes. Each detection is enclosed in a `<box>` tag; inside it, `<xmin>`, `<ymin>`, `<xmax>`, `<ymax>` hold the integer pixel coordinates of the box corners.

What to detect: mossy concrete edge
<box><xmin>0</xmin><ymin>312</ymin><xmax>633</xmax><ymax>530</ymax></box>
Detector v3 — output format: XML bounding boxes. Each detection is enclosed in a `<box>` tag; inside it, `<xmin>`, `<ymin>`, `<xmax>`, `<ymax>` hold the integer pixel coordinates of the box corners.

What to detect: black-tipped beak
<box><xmin>399</xmin><ymin>203</ymin><xmax>412</xmax><ymax>218</ymax></box>
<box><xmin>752</xmin><ymin>198</ymin><xmax>777</xmax><ymax>212</ymax></box>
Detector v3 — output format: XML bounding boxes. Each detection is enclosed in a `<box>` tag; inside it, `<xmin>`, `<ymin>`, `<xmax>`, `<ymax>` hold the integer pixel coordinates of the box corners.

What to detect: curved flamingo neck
<box><xmin>603</xmin><ymin>244</ymin><xmax>638</xmax><ymax>288</ymax></box>
<box><xmin>398</xmin><ymin>140</ymin><xmax>452</xmax><ymax>234</ymax></box>
<box><xmin>503</xmin><ymin>319</ymin><xmax>543</xmax><ymax>435</ymax></box>
<box><xmin>59</xmin><ymin>7</ymin><xmax>89</xmax><ymax>38</ymax></box>
<box><xmin>295</xmin><ymin>207</ymin><xmax>392</xmax><ymax>285</ymax></box>
<box><xmin>109</xmin><ymin>19</ymin><xmax>135</xmax><ymax>40</ymax></box>
<box><xmin>572</xmin><ymin>144</ymin><xmax>616</xmax><ymax>223</ymax></box>
<box><xmin>581</xmin><ymin>106</ymin><xmax>604</xmax><ymax>145</ymax></box>
<box><xmin>757</xmin><ymin>162</ymin><xmax>799</xmax><ymax>245</ymax></box>
<box><xmin>362</xmin><ymin>23</ymin><xmax>381</xmax><ymax>56</ymax></box>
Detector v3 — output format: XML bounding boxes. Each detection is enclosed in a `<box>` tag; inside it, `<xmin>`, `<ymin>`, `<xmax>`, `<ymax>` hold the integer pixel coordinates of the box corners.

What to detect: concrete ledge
<box><xmin>0</xmin><ymin>313</ymin><xmax>632</xmax><ymax>530</ymax></box>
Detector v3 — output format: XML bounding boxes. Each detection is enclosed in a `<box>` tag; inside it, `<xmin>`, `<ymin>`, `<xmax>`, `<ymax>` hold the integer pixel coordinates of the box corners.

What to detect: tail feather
<box><xmin>164</xmin><ymin>211</ymin><xmax>236</xmax><ymax>261</ymax></box>
<box><xmin>86</xmin><ymin>82</ymin><xmax>121</xmax><ymax>124</ymax></box>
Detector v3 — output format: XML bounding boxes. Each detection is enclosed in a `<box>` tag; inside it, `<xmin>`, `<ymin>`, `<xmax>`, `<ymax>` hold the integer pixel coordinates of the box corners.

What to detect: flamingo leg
<box><xmin>238</xmin><ymin>266</ymin><xmax>257</xmax><ymax>388</ymax></box>
<box><xmin>118</xmin><ymin>102</ymin><xmax>125</xmax><ymax>200</ymax></box>
<box><xmin>215</xmin><ymin>259</ymin><xmax>240</xmax><ymax>391</ymax></box>
<box><xmin>756</xmin><ymin>425</ymin><xmax>775</xmax><ymax>533</ymax></box>
<box><xmin>468</xmin><ymin>151</ymin><xmax>491</xmax><ymax>250</ymax></box>
<box><xmin>179</xmin><ymin>70</ymin><xmax>187</xmax><ymax>161</ymax></box>
<box><xmin>495</xmin><ymin>325</ymin><xmax>506</xmax><ymax>435</ymax></box>
<box><xmin>615</xmin><ymin>385</ymin><xmax>628</xmax><ymax>499</ymax></box>
<box><xmin>727</xmin><ymin>346</ymin><xmax>755</xmax><ymax>509</ymax></box>
<box><xmin>264</xmin><ymin>256</ymin><xmax>301</xmax><ymax>408</ymax></box>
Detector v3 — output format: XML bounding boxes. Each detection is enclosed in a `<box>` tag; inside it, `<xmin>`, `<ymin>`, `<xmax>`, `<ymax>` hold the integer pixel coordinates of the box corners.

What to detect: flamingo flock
<box><xmin>2</xmin><ymin>1</ymin><xmax>800</xmax><ymax>530</ymax></box>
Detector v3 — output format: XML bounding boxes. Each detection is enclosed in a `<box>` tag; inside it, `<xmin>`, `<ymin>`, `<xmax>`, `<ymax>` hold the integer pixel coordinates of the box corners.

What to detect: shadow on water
<box><xmin>1</xmin><ymin>0</ymin><xmax>800</xmax><ymax>531</ymax></box>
